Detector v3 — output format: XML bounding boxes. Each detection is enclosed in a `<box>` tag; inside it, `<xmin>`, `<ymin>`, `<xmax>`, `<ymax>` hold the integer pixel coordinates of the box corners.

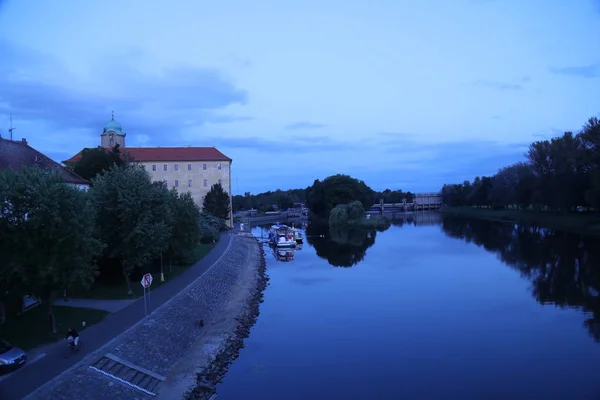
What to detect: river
<box><xmin>216</xmin><ymin>212</ymin><xmax>600</xmax><ymax>399</ymax></box>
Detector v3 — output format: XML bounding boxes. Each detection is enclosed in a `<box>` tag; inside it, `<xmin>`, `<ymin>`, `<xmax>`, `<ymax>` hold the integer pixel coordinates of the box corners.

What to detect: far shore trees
<box><xmin>0</xmin><ymin>167</ymin><xmax>103</xmax><ymax>332</ymax></box>
<box><xmin>440</xmin><ymin>114</ymin><xmax>600</xmax><ymax>215</ymax></box>
<box><xmin>306</xmin><ymin>174</ymin><xmax>374</xmax><ymax>219</ymax></box>
<box><xmin>203</xmin><ymin>183</ymin><xmax>231</xmax><ymax>220</ymax></box>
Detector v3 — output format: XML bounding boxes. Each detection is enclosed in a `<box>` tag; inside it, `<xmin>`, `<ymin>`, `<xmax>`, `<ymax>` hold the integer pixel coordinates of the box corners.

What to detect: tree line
<box><xmin>0</xmin><ymin>161</ymin><xmax>230</xmax><ymax>331</ymax></box>
<box><xmin>304</xmin><ymin>174</ymin><xmax>414</xmax><ymax>219</ymax></box>
<box><xmin>441</xmin><ymin>115</ymin><xmax>600</xmax><ymax>213</ymax></box>
<box><xmin>232</xmin><ymin>189</ymin><xmax>307</xmax><ymax>212</ymax></box>
<box><xmin>233</xmin><ymin>179</ymin><xmax>414</xmax><ymax>214</ymax></box>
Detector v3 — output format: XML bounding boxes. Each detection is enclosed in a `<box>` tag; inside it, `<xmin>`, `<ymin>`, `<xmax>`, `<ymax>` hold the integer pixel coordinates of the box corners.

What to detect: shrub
<box><xmin>347</xmin><ymin>201</ymin><xmax>365</xmax><ymax>220</ymax></box>
<box><xmin>329</xmin><ymin>203</ymin><xmax>349</xmax><ymax>226</ymax></box>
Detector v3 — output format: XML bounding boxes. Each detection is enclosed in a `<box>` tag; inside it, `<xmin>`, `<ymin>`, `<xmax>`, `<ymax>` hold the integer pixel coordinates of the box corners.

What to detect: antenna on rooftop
<box><xmin>8</xmin><ymin>114</ymin><xmax>16</xmax><ymax>141</ymax></box>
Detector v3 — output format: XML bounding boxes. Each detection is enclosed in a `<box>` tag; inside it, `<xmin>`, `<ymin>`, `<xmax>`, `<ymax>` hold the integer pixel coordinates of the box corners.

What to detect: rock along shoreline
<box><xmin>184</xmin><ymin>233</ymin><xmax>269</xmax><ymax>399</ymax></box>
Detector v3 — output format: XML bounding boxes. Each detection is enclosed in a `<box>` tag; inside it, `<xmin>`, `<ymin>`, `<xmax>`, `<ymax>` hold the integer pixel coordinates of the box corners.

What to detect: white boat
<box><xmin>268</xmin><ymin>224</ymin><xmax>296</xmax><ymax>248</ymax></box>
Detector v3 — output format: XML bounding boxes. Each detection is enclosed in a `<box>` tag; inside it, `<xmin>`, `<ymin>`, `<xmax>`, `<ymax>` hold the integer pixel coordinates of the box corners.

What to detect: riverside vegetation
<box><xmin>0</xmin><ymin>151</ymin><xmax>231</xmax><ymax>348</ymax></box>
<box><xmin>440</xmin><ymin>114</ymin><xmax>600</xmax><ymax>234</ymax></box>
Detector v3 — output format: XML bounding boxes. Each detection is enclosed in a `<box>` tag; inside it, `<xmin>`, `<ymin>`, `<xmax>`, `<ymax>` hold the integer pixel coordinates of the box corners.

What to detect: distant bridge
<box><xmin>370</xmin><ymin>192</ymin><xmax>442</xmax><ymax>213</ymax></box>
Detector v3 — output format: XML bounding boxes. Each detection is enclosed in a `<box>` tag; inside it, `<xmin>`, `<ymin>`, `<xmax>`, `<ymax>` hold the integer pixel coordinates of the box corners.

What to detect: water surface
<box><xmin>217</xmin><ymin>213</ymin><xmax>600</xmax><ymax>399</ymax></box>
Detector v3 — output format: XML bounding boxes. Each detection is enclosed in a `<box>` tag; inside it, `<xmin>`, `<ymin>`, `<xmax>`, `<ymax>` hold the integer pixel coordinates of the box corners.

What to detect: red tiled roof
<box><xmin>64</xmin><ymin>147</ymin><xmax>231</xmax><ymax>164</ymax></box>
<box><xmin>0</xmin><ymin>138</ymin><xmax>90</xmax><ymax>185</ymax></box>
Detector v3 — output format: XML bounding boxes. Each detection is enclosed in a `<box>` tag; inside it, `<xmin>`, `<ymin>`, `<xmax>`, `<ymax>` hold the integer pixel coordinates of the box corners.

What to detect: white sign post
<box><xmin>141</xmin><ymin>273</ymin><xmax>153</xmax><ymax>316</ymax></box>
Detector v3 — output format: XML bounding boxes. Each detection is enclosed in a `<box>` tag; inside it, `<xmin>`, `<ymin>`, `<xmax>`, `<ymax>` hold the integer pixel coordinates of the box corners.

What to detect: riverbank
<box><xmin>439</xmin><ymin>206</ymin><xmax>600</xmax><ymax>235</ymax></box>
<box><xmin>19</xmin><ymin>233</ymin><xmax>265</xmax><ymax>400</ymax></box>
<box><xmin>164</xmin><ymin>233</ymin><xmax>268</xmax><ymax>400</ymax></box>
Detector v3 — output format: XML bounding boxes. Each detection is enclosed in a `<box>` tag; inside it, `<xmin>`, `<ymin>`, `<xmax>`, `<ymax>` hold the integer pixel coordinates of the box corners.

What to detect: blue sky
<box><xmin>0</xmin><ymin>0</ymin><xmax>599</xmax><ymax>194</ymax></box>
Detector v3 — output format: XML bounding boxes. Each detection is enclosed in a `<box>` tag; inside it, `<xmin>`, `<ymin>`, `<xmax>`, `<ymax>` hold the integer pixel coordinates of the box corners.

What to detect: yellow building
<box><xmin>65</xmin><ymin>114</ymin><xmax>233</xmax><ymax>226</ymax></box>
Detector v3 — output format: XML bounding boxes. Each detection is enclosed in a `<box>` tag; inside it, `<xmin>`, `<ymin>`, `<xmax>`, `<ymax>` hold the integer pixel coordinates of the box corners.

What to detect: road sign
<box><xmin>141</xmin><ymin>273</ymin><xmax>153</xmax><ymax>289</ymax></box>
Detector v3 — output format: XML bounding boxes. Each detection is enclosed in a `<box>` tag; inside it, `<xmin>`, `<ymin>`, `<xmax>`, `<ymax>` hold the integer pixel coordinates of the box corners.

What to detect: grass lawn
<box><xmin>439</xmin><ymin>206</ymin><xmax>600</xmax><ymax>235</ymax></box>
<box><xmin>0</xmin><ymin>305</ymin><xmax>109</xmax><ymax>350</ymax></box>
<box><xmin>67</xmin><ymin>243</ymin><xmax>216</xmax><ymax>300</ymax></box>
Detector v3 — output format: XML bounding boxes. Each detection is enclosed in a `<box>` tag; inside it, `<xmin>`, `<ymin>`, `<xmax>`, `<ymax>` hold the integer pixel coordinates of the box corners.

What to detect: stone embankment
<box><xmin>25</xmin><ymin>233</ymin><xmax>267</xmax><ymax>400</ymax></box>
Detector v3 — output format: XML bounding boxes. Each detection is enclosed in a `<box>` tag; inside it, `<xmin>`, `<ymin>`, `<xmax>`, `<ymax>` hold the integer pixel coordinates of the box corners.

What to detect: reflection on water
<box><xmin>216</xmin><ymin>212</ymin><xmax>600</xmax><ymax>399</ymax></box>
<box><xmin>306</xmin><ymin>211</ymin><xmax>443</xmax><ymax>268</ymax></box>
<box><xmin>441</xmin><ymin>216</ymin><xmax>600</xmax><ymax>342</ymax></box>
<box><xmin>271</xmin><ymin>245</ymin><xmax>303</xmax><ymax>262</ymax></box>
<box><xmin>305</xmin><ymin>222</ymin><xmax>377</xmax><ymax>268</ymax></box>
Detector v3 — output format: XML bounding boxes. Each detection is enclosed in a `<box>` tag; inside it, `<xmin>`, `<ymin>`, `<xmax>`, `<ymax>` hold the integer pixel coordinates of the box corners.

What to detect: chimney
<box><xmin>21</xmin><ymin>138</ymin><xmax>27</xmax><ymax>145</ymax></box>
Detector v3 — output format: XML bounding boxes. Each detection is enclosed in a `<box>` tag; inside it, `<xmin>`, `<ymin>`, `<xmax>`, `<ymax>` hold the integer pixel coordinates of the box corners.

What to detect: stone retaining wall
<box><xmin>25</xmin><ymin>233</ymin><xmax>263</xmax><ymax>400</ymax></box>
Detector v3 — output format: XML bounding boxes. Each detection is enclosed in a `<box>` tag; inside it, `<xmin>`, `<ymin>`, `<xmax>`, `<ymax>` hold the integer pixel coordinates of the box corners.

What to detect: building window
<box><xmin>163</xmin><ymin>164</ymin><xmax>167</xmax><ymax>171</ymax></box>
<box><xmin>203</xmin><ymin>163</ymin><xmax>207</xmax><ymax>170</ymax></box>
<box><xmin>152</xmin><ymin>165</ymin><xmax>156</xmax><ymax>171</ymax></box>
<box><xmin>218</xmin><ymin>179</ymin><xmax>222</xmax><ymax>185</ymax></box>
<box><xmin>217</xmin><ymin>163</ymin><xmax>222</xmax><ymax>170</ymax></box>
<box><xmin>203</xmin><ymin>179</ymin><xmax>208</xmax><ymax>187</ymax></box>
<box><xmin>188</xmin><ymin>179</ymin><xmax>192</xmax><ymax>187</ymax></box>
<box><xmin>175</xmin><ymin>164</ymin><xmax>179</xmax><ymax>171</ymax></box>
<box><xmin>188</xmin><ymin>164</ymin><xmax>192</xmax><ymax>171</ymax></box>
<box><xmin>175</xmin><ymin>180</ymin><xmax>179</xmax><ymax>187</ymax></box>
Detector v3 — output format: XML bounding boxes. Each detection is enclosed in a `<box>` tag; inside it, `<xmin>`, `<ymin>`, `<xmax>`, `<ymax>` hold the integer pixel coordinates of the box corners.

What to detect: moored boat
<box><xmin>268</xmin><ymin>224</ymin><xmax>297</xmax><ymax>248</ymax></box>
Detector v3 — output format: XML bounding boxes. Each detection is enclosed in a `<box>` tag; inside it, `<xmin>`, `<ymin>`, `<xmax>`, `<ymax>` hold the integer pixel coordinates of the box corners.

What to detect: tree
<box><xmin>166</xmin><ymin>190</ymin><xmax>202</xmax><ymax>266</ymax></box>
<box><xmin>203</xmin><ymin>183</ymin><xmax>231</xmax><ymax>220</ymax></box>
<box><xmin>439</xmin><ymin>113</ymin><xmax>600</xmax><ymax>214</ymax></box>
<box><xmin>71</xmin><ymin>144</ymin><xmax>126</xmax><ymax>181</ymax></box>
<box><xmin>90</xmin><ymin>165</ymin><xmax>169</xmax><ymax>295</ymax></box>
<box><xmin>0</xmin><ymin>167</ymin><xmax>102</xmax><ymax>332</ymax></box>
<box><xmin>306</xmin><ymin>174</ymin><xmax>374</xmax><ymax>219</ymax></box>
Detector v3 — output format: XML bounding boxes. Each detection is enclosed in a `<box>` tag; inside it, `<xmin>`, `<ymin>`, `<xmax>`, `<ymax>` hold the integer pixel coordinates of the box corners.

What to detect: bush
<box><xmin>198</xmin><ymin>214</ymin><xmax>220</xmax><ymax>244</ymax></box>
<box><xmin>347</xmin><ymin>201</ymin><xmax>365</xmax><ymax>220</ymax></box>
<box><xmin>329</xmin><ymin>204</ymin><xmax>349</xmax><ymax>226</ymax></box>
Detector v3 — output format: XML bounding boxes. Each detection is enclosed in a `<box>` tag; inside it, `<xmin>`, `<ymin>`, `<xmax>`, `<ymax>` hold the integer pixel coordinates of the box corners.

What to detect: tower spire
<box><xmin>111</xmin><ymin>110</ymin><xmax>114</xmax><ymax>120</ymax></box>
<box><xmin>8</xmin><ymin>114</ymin><xmax>15</xmax><ymax>141</ymax></box>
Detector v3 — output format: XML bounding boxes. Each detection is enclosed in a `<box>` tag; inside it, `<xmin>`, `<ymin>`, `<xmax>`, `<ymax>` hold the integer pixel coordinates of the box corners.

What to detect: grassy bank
<box><xmin>0</xmin><ymin>305</ymin><xmax>109</xmax><ymax>350</ymax></box>
<box><xmin>68</xmin><ymin>243</ymin><xmax>216</xmax><ymax>300</ymax></box>
<box><xmin>439</xmin><ymin>206</ymin><xmax>600</xmax><ymax>235</ymax></box>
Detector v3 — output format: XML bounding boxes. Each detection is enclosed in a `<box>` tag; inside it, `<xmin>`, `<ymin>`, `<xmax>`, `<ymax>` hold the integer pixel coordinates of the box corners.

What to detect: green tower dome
<box><xmin>102</xmin><ymin>112</ymin><xmax>125</xmax><ymax>136</ymax></box>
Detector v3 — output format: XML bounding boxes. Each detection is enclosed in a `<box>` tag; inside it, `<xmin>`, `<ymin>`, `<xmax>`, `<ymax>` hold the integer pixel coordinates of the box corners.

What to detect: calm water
<box><xmin>216</xmin><ymin>212</ymin><xmax>600</xmax><ymax>400</ymax></box>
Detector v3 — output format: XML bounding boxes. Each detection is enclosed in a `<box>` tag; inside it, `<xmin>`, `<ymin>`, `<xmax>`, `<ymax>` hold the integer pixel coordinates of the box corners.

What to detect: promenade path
<box><xmin>0</xmin><ymin>232</ymin><xmax>231</xmax><ymax>400</ymax></box>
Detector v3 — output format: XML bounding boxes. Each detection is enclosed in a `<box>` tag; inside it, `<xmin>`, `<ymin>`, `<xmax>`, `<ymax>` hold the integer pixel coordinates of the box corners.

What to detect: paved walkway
<box><xmin>52</xmin><ymin>298</ymin><xmax>136</xmax><ymax>313</ymax></box>
<box><xmin>0</xmin><ymin>232</ymin><xmax>232</xmax><ymax>400</ymax></box>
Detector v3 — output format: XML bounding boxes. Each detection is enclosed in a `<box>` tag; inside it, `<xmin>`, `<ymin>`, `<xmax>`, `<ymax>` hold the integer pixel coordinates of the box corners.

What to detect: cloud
<box><xmin>532</xmin><ymin>128</ymin><xmax>564</xmax><ymax>140</ymax></box>
<box><xmin>285</xmin><ymin>121</ymin><xmax>327</xmax><ymax>130</ymax></box>
<box><xmin>0</xmin><ymin>40</ymin><xmax>249</xmax><ymax>149</ymax></box>
<box><xmin>473</xmin><ymin>75</ymin><xmax>531</xmax><ymax>91</ymax></box>
<box><xmin>549</xmin><ymin>63</ymin><xmax>600</xmax><ymax>79</ymax></box>
<box><xmin>194</xmin><ymin>133</ymin><xmax>364</xmax><ymax>154</ymax></box>
<box><xmin>223</xmin><ymin>134</ymin><xmax>532</xmax><ymax>194</ymax></box>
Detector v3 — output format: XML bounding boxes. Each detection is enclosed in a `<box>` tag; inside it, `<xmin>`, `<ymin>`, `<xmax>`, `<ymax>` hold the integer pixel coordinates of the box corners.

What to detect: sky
<box><xmin>0</xmin><ymin>0</ymin><xmax>599</xmax><ymax>195</ymax></box>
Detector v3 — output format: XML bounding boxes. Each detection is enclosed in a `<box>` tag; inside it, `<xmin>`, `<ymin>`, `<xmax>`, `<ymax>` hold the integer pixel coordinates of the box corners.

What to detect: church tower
<box><xmin>100</xmin><ymin>112</ymin><xmax>126</xmax><ymax>148</ymax></box>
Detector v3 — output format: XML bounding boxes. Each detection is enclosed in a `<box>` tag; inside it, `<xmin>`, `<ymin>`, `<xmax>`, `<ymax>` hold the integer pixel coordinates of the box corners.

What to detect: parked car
<box><xmin>0</xmin><ymin>337</ymin><xmax>26</xmax><ymax>374</ymax></box>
